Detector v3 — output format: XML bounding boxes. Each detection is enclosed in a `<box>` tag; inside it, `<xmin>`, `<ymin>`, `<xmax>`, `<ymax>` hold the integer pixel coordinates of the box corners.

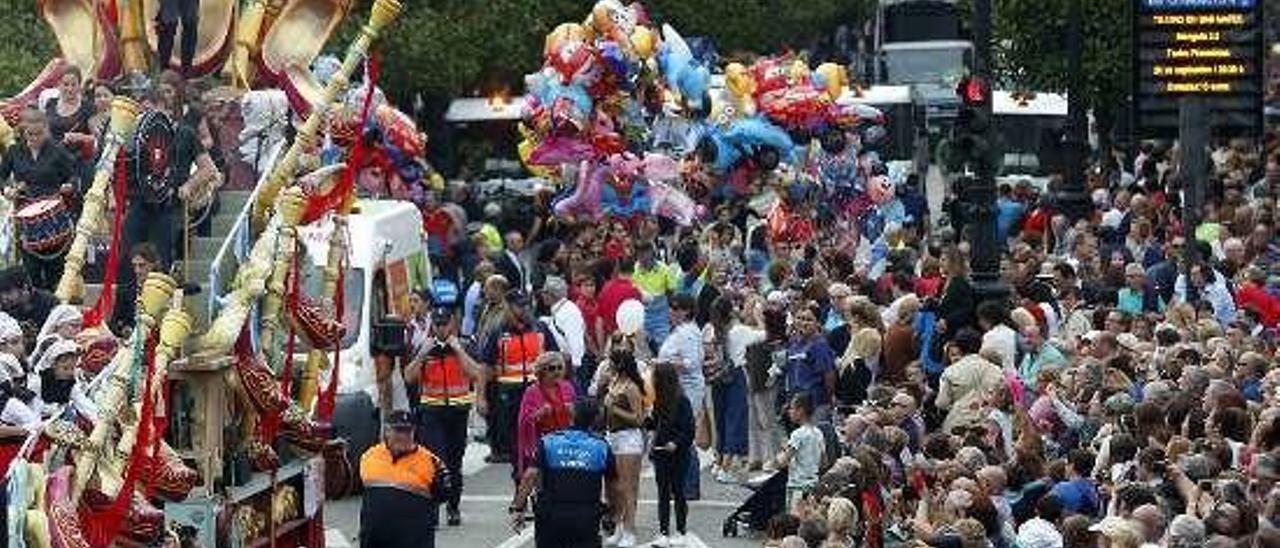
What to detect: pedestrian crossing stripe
<box><xmin>491</xmin><ymin>527</ymin><xmax>712</xmax><ymax>548</ymax></box>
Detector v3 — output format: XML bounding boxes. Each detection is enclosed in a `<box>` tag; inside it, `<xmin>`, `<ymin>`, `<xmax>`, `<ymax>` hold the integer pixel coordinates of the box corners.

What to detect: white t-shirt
<box><xmin>787</xmin><ymin>423</ymin><xmax>825</xmax><ymax>490</ymax></box>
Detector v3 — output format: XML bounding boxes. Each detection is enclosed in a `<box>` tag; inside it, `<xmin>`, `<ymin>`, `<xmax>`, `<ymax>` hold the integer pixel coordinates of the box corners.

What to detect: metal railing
<box><xmin>205</xmin><ymin>142</ymin><xmax>285</xmax><ymax>328</ymax></box>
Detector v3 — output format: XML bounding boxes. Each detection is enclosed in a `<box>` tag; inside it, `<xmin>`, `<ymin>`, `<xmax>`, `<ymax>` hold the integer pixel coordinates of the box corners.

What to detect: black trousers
<box><xmin>416</xmin><ymin>404</ymin><xmax>469</xmax><ymax>512</ymax></box>
<box><xmin>535</xmin><ymin>507</ymin><xmax>601</xmax><ymax>548</ymax></box>
<box><xmin>155</xmin><ymin>0</ymin><xmax>199</xmax><ymax>72</ymax></box>
<box><xmin>21</xmin><ymin>249</ymin><xmax>63</xmax><ymax>292</ymax></box>
<box><xmin>122</xmin><ymin>201</ymin><xmax>179</xmax><ymax>270</ymax></box>
<box><xmin>653</xmin><ymin>450</ymin><xmax>689</xmax><ymax>536</ymax></box>
<box><xmin>488</xmin><ymin>382</ymin><xmax>524</xmax><ymax>467</ymax></box>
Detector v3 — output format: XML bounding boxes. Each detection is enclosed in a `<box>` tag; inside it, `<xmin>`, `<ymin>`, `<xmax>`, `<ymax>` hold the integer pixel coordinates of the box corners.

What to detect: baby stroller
<box><xmin>722</xmin><ymin>468</ymin><xmax>788</xmax><ymax>537</ymax></box>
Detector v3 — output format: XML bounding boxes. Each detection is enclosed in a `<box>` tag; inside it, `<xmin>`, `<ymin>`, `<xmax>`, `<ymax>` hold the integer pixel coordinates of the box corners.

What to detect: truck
<box><xmin>874</xmin><ymin>0</ymin><xmax>973</xmax><ymax>139</ymax></box>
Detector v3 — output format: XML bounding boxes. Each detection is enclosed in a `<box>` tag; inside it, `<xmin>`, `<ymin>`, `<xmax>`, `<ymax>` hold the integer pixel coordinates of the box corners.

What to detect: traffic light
<box><xmin>949</xmin><ymin>75</ymin><xmax>995</xmax><ymax>176</ymax></box>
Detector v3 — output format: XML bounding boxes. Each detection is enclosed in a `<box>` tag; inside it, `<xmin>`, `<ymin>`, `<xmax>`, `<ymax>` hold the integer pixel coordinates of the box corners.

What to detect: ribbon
<box><xmin>301</xmin><ymin>53</ymin><xmax>380</xmax><ymax>224</ymax></box>
<box><xmin>316</xmin><ymin>257</ymin><xmax>344</xmax><ymax>422</ymax></box>
<box><xmin>83</xmin><ymin>153</ymin><xmax>129</xmax><ymax>328</ymax></box>
<box><xmin>83</xmin><ymin>331</ymin><xmax>158</xmax><ymax>547</ymax></box>
<box><xmin>282</xmin><ymin>242</ymin><xmax>299</xmax><ymax>400</ymax></box>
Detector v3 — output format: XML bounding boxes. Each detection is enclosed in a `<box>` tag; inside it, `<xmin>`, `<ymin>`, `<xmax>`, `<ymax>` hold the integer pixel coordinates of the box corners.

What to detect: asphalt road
<box><xmin>323</xmin><ymin>442</ymin><xmax>767</xmax><ymax>547</ymax></box>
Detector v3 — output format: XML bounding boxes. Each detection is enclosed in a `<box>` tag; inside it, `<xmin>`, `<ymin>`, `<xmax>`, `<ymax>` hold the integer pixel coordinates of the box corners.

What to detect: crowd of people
<box><xmin>380</xmin><ymin>132</ymin><xmax>1280</xmax><ymax>548</ymax></box>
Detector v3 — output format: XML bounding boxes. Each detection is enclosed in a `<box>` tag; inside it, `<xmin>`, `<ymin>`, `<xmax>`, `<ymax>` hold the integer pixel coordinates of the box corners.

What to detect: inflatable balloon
<box><xmin>545</xmin><ymin>23</ymin><xmax>589</xmax><ymax>60</ymax></box>
<box><xmin>554</xmin><ymin>160</ymin><xmax>605</xmax><ymax>220</ymax></box>
<box><xmin>698</xmin><ymin>117</ymin><xmax>795</xmax><ymax>174</ymax></box>
<box><xmin>867</xmin><ymin>174</ymin><xmax>894</xmax><ymax>205</ymax></box>
<box><xmin>591</xmin><ymin>0</ymin><xmax>638</xmax><ymax>46</ymax></box>
<box><xmin>631</xmin><ymin>26</ymin><xmax>656</xmax><ymax>59</ymax></box>
<box><xmin>657</xmin><ymin>24</ymin><xmax>711</xmax><ymax>114</ymax></box>
<box><xmin>649</xmin><ymin>181</ymin><xmax>702</xmax><ymax>226</ymax></box>
<box><xmin>812</xmin><ymin>62</ymin><xmax>849</xmax><ymax>100</ymax></box>
<box><xmin>617</xmin><ymin>299</ymin><xmax>645</xmax><ymax>335</ymax></box>
<box><xmin>724</xmin><ymin>62</ymin><xmax>757</xmax><ymax>115</ymax></box>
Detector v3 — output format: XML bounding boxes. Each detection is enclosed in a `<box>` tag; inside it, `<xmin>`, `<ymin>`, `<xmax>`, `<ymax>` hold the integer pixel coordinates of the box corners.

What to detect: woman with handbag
<box><xmin>705</xmin><ymin>295</ymin><xmax>757</xmax><ymax>484</ymax></box>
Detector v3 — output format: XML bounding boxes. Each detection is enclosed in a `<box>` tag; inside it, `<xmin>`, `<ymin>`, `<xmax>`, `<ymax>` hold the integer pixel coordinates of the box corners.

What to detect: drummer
<box><xmin>0</xmin><ymin>107</ymin><xmax>80</xmax><ymax>290</ymax></box>
<box><xmin>0</xmin><ymin>107</ymin><xmax>79</xmax><ymax>204</ymax></box>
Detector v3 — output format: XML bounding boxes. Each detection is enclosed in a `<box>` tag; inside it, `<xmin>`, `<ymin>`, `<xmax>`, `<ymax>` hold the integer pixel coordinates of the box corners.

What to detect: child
<box><xmin>776</xmin><ymin>393</ymin><xmax>825</xmax><ymax>512</ymax></box>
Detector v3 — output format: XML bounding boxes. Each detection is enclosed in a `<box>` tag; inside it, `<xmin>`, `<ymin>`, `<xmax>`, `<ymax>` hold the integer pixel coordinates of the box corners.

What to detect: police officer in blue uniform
<box><xmin>509</xmin><ymin>399</ymin><xmax>615</xmax><ymax>548</ymax></box>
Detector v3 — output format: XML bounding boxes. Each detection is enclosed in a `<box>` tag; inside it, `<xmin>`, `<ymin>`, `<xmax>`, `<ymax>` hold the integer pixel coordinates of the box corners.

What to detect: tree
<box><xmin>0</xmin><ymin>0</ymin><xmax>56</xmax><ymax>95</ymax></box>
<box><xmin>988</xmin><ymin>0</ymin><xmax>1132</xmax><ymax>137</ymax></box>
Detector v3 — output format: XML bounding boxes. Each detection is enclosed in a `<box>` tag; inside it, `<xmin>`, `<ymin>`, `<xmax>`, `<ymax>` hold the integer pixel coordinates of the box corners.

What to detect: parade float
<box><xmin>0</xmin><ymin>0</ymin><xmax>412</xmax><ymax>544</ymax></box>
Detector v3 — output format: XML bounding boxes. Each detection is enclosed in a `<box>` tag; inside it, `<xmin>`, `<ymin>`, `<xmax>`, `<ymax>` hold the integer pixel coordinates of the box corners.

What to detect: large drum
<box><xmin>15</xmin><ymin>197</ymin><xmax>73</xmax><ymax>256</ymax></box>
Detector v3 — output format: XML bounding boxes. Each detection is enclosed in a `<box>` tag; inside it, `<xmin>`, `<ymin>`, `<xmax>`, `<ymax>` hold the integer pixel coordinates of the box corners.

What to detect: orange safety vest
<box><xmin>420</xmin><ymin>352</ymin><xmax>474</xmax><ymax>406</ymax></box>
<box><xmin>495</xmin><ymin>331</ymin><xmax>543</xmax><ymax>385</ymax></box>
<box><xmin>359</xmin><ymin>444</ymin><xmax>439</xmax><ymax>499</ymax></box>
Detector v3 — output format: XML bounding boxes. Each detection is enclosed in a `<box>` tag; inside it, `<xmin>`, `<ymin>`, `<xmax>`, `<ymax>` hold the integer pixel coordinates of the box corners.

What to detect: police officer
<box><xmin>404</xmin><ymin>279</ymin><xmax>483</xmax><ymax>526</ymax></box>
<box><xmin>509</xmin><ymin>400</ymin><xmax>615</xmax><ymax>548</ymax></box>
<box><xmin>358</xmin><ymin>410</ymin><xmax>451</xmax><ymax>548</ymax></box>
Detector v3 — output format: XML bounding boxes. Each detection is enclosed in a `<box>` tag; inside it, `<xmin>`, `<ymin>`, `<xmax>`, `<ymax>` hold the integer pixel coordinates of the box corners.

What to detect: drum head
<box><xmin>15</xmin><ymin>198</ymin><xmax>63</xmax><ymax>218</ymax></box>
<box><xmin>129</xmin><ymin>110</ymin><xmax>177</xmax><ymax>204</ymax></box>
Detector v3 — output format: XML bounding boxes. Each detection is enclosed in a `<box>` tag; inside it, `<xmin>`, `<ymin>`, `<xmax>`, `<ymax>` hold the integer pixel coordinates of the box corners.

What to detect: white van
<box><xmin>294</xmin><ymin>200</ymin><xmax>432</xmax><ymax>461</ymax></box>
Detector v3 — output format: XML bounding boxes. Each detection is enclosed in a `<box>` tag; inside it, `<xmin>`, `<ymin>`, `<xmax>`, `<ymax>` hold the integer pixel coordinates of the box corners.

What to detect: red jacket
<box><xmin>1236</xmin><ymin>282</ymin><xmax>1280</xmax><ymax>327</ymax></box>
<box><xmin>597</xmin><ymin>277</ymin><xmax>642</xmax><ymax>336</ymax></box>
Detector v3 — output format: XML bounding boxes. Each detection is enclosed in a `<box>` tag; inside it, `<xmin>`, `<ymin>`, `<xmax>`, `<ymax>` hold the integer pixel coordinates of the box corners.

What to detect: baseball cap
<box><xmin>385</xmin><ymin>410</ymin><xmax>414</xmax><ymax>430</ymax></box>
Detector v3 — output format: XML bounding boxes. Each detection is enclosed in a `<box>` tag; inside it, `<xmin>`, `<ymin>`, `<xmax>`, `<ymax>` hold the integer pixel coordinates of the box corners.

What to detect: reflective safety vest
<box><xmin>421</xmin><ymin>351</ymin><xmax>473</xmax><ymax>406</ymax></box>
<box><xmin>495</xmin><ymin>331</ymin><xmax>543</xmax><ymax>385</ymax></box>
<box><xmin>359</xmin><ymin>444</ymin><xmax>440</xmax><ymax>500</ymax></box>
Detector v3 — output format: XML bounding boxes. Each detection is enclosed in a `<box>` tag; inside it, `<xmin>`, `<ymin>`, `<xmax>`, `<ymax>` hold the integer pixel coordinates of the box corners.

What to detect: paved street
<box><xmin>324</xmin><ymin>442</ymin><xmax>765</xmax><ymax>547</ymax></box>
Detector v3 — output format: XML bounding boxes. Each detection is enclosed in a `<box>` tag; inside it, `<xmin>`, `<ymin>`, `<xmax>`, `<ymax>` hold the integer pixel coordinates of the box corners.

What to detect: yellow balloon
<box><xmin>725</xmin><ymin>62</ymin><xmax>756</xmax><ymax>100</ymax></box>
<box><xmin>545</xmin><ymin>23</ymin><xmax>587</xmax><ymax>58</ymax></box>
<box><xmin>631</xmin><ymin>26</ymin><xmax>656</xmax><ymax>59</ymax></box>
<box><xmin>815</xmin><ymin>62</ymin><xmax>849</xmax><ymax>99</ymax></box>
<box><xmin>519</xmin><ymin>138</ymin><xmax>554</xmax><ymax>179</ymax></box>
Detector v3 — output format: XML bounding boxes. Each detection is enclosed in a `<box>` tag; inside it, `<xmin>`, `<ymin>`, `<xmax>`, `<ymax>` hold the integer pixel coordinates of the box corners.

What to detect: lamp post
<box><xmin>965</xmin><ymin>0</ymin><xmax>1011</xmax><ymax>304</ymax></box>
<box><xmin>1056</xmin><ymin>0</ymin><xmax>1093</xmax><ymax>221</ymax></box>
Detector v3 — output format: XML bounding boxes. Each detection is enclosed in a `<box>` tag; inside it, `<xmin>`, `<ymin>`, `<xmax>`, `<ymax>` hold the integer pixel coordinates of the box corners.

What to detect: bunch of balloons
<box><xmin>522</xmin><ymin>1</ymin><xmax>910</xmax><ymax>241</ymax></box>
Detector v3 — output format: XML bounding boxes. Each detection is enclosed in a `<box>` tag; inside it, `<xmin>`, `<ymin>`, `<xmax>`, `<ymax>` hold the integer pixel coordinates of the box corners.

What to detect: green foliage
<box><xmin>0</xmin><ymin>0</ymin><xmax>56</xmax><ymax>95</ymax></box>
<box><xmin>989</xmin><ymin>0</ymin><xmax>1131</xmax><ymax>111</ymax></box>
<box><xmin>335</xmin><ymin>0</ymin><xmax>870</xmax><ymax>104</ymax></box>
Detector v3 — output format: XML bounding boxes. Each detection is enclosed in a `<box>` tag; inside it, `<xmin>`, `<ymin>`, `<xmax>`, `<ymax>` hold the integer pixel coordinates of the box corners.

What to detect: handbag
<box><xmin>702</xmin><ymin>328</ymin><xmax>731</xmax><ymax>386</ymax></box>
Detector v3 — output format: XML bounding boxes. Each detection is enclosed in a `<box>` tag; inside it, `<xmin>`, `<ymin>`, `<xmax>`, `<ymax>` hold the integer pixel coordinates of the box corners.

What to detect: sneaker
<box><xmin>652</xmin><ymin>534</ymin><xmax>670</xmax><ymax>547</ymax></box>
<box><xmin>446</xmin><ymin>508</ymin><xmax>462</xmax><ymax>526</ymax></box>
<box><xmin>617</xmin><ymin>529</ymin><xmax>637</xmax><ymax>548</ymax></box>
<box><xmin>714</xmin><ymin>469</ymin><xmax>739</xmax><ymax>484</ymax></box>
<box><xmin>670</xmin><ymin>533</ymin><xmax>687</xmax><ymax>546</ymax></box>
<box><xmin>604</xmin><ymin>529</ymin><xmax>622</xmax><ymax>547</ymax></box>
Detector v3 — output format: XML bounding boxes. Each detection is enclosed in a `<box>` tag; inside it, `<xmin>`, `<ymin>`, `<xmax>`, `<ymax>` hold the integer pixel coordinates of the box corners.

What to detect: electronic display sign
<box><xmin>1133</xmin><ymin>0</ymin><xmax>1262</xmax><ymax>136</ymax></box>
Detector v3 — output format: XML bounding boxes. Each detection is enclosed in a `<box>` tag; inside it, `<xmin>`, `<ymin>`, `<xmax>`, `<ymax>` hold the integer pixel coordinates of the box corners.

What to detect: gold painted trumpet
<box><xmin>57</xmin><ymin>97</ymin><xmax>141</xmax><ymax>303</ymax></box>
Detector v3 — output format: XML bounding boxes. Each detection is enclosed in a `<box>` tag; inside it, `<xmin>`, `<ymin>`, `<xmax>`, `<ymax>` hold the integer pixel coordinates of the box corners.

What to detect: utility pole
<box><xmin>1179</xmin><ymin>96</ymin><xmax>1207</xmax><ymax>267</ymax></box>
<box><xmin>964</xmin><ymin>0</ymin><xmax>1010</xmax><ymax>304</ymax></box>
<box><xmin>1056</xmin><ymin>0</ymin><xmax>1092</xmax><ymax>221</ymax></box>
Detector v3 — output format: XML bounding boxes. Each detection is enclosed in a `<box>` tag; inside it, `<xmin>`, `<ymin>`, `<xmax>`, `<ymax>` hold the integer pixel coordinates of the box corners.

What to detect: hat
<box><xmin>1117</xmin><ymin>333</ymin><xmax>1141</xmax><ymax>353</ymax></box>
<box><xmin>1089</xmin><ymin>517</ymin><xmax>1143</xmax><ymax>545</ymax></box>
<box><xmin>1104</xmin><ymin>393</ymin><xmax>1135</xmax><ymax>415</ymax></box>
<box><xmin>1018</xmin><ymin>518</ymin><xmax>1065</xmax><ymax>548</ymax></box>
<box><xmin>0</xmin><ymin>312</ymin><xmax>22</xmax><ymax>342</ymax></box>
<box><xmin>385</xmin><ymin>410</ymin><xmax>414</xmax><ymax>430</ymax></box>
